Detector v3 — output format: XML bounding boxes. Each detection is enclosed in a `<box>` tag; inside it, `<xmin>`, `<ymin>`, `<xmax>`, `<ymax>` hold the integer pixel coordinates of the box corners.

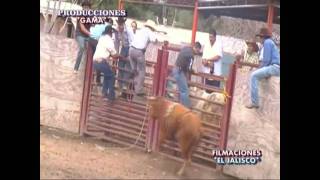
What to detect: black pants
<box><xmin>205</xmin><ymin>79</ymin><xmax>220</xmax><ymax>93</ymax></box>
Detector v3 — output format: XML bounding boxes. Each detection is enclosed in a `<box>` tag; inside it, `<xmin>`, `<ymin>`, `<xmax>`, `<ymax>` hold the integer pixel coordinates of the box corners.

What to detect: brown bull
<box><xmin>147</xmin><ymin>96</ymin><xmax>202</xmax><ymax>176</ymax></box>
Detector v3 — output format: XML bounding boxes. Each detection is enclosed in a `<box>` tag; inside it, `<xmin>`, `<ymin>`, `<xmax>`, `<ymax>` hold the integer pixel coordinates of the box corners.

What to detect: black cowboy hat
<box><xmin>116</xmin><ymin>17</ymin><xmax>127</xmax><ymax>24</ymax></box>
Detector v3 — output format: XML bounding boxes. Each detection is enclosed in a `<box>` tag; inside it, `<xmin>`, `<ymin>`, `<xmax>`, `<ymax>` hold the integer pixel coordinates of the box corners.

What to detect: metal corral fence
<box><xmin>79</xmin><ymin>42</ymin><xmax>237</xmax><ymax>170</ymax></box>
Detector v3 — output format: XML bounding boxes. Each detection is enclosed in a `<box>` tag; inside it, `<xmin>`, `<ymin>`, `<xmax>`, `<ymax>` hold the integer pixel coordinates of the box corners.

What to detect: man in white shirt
<box><xmin>126</xmin><ymin>21</ymin><xmax>138</xmax><ymax>46</ymax></box>
<box><xmin>201</xmin><ymin>29</ymin><xmax>223</xmax><ymax>92</ymax></box>
<box><xmin>129</xmin><ymin>20</ymin><xmax>158</xmax><ymax>96</ymax></box>
<box><xmin>93</xmin><ymin>25</ymin><xmax>120</xmax><ymax>102</ymax></box>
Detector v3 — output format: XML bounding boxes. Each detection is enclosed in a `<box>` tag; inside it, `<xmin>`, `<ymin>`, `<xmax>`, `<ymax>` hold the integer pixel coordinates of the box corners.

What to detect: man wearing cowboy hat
<box><xmin>246</xmin><ymin>27</ymin><xmax>280</xmax><ymax>109</ymax></box>
<box><xmin>237</xmin><ymin>39</ymin><xmax>260</xmax><ymax>72</ymax></box>
<box><xmin>93</xmin><ymin>25</ymin><xmax>121</xmax><ymax>103</ymax></box>
<box><xmin>129</xmin><ymin>19</ymin><xmax>158</xmax><ymax>96</ymax></box>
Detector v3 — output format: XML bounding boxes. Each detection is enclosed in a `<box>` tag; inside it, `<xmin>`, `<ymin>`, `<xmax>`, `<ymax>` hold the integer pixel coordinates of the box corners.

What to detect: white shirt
<box><xmin>201</xmin><ymin>39</ymin><xmax>223</xmax><ymax>76</ymax></box>
<box><xmin>259</xmin><ymin>47</ymin><xmax>264</xmax><ymax>61</ymax></box>
<box><xmin>93</xmin><ymin>34</ymin><xmax>117</xmax><ymax>62</ymax></box>
<box><xmin>131</xmin><ymin>27</ymin><xmax>156</xmax><ymax>49</ymax></box>
<box><xmin>125</xmin><ymin>25</ymin><xmax>136</xmax><ymax>46</ymax></box>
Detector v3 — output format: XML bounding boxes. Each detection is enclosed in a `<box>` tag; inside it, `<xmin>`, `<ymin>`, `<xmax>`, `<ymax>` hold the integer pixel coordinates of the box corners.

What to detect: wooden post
<box><xmin>267</xmin><ymin>0</ymin><xmax>274</xmax><ymax>31</ymax></box>
<box><xmin>118</xmin><ymin>0</ymin><xmax>124</xmax><ymax>9</ymax></box>
<box><xmin>191</xmin><ymin>0</ymin><xmax>198</xmax><ymax>45</ymax></box>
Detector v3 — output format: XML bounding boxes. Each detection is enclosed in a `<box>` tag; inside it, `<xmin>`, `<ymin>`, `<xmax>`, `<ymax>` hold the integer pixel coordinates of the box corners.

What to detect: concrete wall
<box><xmin>223</xmin><ymin>68</ymin><xmax>280</xmax><ymax>179</ymax></box>
<box><xmin>40</xmin><ymin>33</ymin><xmax>85</xmax><ymax>133</ymax></box>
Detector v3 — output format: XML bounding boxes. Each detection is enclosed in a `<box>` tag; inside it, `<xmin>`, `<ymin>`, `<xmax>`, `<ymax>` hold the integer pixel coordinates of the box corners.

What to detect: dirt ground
<box><xmin>40</xmin><ymin>126</ymin><xmax>237</xmax><ymax>179</ymax></box>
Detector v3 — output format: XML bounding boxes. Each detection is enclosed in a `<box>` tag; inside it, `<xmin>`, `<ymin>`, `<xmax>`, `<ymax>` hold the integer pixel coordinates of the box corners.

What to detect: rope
<box><xmin>93</xmin><ymin>66</ymin><xmax>153</xmax><ymax>151</ymax></box>
<box><xmin>222</xmin><ymin>84</ymin><xmax>230</xmax><ymax>104</ymax></box>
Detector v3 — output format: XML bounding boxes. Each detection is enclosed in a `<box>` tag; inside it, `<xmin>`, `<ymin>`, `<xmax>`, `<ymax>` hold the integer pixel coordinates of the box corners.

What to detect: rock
<box><xmin>52</xmin><ymin>135</ymin><xmax>60</xmax><ymax>139</ymax></box>
<box><xmin>95</xmin><ymin>144</ymin><xmax>105</xmax><ymax>151</ymax></box>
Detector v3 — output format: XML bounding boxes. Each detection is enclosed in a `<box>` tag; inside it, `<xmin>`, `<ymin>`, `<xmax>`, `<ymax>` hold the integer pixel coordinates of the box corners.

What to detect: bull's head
<box><xmin>147</xmin><ymin>96</ymin><xmax>165</xmax><ymax>119</ymax></box>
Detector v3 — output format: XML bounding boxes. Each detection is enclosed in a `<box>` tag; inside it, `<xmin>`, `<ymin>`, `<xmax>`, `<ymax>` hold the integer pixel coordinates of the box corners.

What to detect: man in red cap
<box><xmin>246</xmin><ymin>27</ymin><xmax>280</xmax><ymax>109</ymax></box>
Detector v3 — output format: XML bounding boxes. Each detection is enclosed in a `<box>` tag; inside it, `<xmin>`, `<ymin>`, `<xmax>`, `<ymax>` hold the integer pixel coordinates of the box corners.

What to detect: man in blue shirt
<box><xmin>246</xmin><ymin>27</ymin><xmax>280</xmax><ymax>109</ymax></box>
<box><xmin>89</xmin><ymin>19</ymin><xmax>111</xmax><ymax>52</ymax></box>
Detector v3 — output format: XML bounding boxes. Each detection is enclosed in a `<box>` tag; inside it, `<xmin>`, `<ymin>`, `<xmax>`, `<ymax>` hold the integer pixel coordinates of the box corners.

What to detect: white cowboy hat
<box><xmin>144</xmin><ymin>19</ymin><xmax>157</xmax><ymax>31</ymax></box>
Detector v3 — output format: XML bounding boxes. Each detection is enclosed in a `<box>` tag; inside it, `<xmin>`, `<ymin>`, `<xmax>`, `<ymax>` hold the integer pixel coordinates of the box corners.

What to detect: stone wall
<box><xmin>223</xmin><ymin>68</ymin><xmax>280</xmax><ymax>179</ymax></box>
<box><xmin>211</xmin><ymin>16</ymin><xmax>280</xmax><ymax>45</ymax></box>
<box><xmin>40</xmin><ymin>33</ymin><xmax>86</xmax><ymax>133</ymax></box>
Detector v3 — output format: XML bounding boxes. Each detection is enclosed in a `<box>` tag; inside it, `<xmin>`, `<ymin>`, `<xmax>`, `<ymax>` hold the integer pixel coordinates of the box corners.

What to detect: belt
<box><xmin>93</xmin><ymin>58</ymin><xmax>108</xmax><ymax>63</ymax></box>
<box><xmin>131</xmin><ymin>46</ymin><xmax>145</xmax><ymax>51</ymax></box>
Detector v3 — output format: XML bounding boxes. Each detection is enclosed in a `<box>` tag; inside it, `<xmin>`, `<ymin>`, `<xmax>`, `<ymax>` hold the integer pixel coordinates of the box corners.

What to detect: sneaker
<box><xmin>103</xmin><ymin>98</ymin><xmax>115</xmax><ymax>104</ymax></box>
<box><xmin>245</xmin><ymin>103</ymin><xmax>259</xmax><ymax>109</ymax></box>
<box><xmin>118</xmin><ymin>93</ymin><xmax>127</xmax><ymax>99</ymax></box>
<box><xmin>136</xmin><ymin>93</ymin><xmax>146</xmax><ymax>97</ymax></box>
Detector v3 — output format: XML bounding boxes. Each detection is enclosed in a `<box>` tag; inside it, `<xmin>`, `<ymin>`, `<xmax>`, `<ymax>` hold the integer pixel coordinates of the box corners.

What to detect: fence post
<box><xmin>79</xmin><ymin>43</ymin><xmax>94</xmax><ymax>136</ymax></box>
<box><xmin>151</xmin><ymin>45</ymin><xmax>170</xmax><ymax>151</ymax></box>
<box><xmin>217</xmin><ymin>62</ymin><xmax>237</xmax><ymax>171</ymax></box>
<box><xmin>148</xmin><ymin>48</ymin><xmax>164</xmax><ymax>151</ymax></box>
<box><xmin>158</xmin><ymin>45</ymin><xmax>169</xmax><ymax>96</ymax></box>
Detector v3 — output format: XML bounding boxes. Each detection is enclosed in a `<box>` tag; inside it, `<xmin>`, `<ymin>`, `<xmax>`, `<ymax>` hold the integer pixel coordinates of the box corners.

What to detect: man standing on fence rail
<box><xmin>93</xmin><ymin>25</ymin><xmax>121</xmax><ymax>103</ymax></box>
<box><xmin>172</xmin><ymin>42</ymin><xmax>202</xmax><ymax>108</ymax></box>
<box><xmin>114</xmin><ymin>17</ymin><xmax>132</xmax><ymax>99</ymax></box>
<box><xmin>246</xmin><ymin>27</ymin><xmax>280</xmax><ymax>109</ymax></box>
<box><xmin>201</xmin><ymin>29</ymin><xmax>223</xmax><ymax>93</ymax></box>
<box><xmin>129</xmin><ymin>20</ymin><xmax>158</xmax><ymax>97</ymax></box>
<box><xmin>89</xmin><ymin>19</ymin><xmax>112</xmax><ymax>84</ymax></box>
<box><xmin>73</xmin><ymin>1</ymin><xmax>92</xmax><ymax>73</ymax></box>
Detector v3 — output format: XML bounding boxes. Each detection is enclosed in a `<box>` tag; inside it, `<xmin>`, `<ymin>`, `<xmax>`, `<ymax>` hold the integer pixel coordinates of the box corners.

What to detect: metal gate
<box><xmin>148</xmin><ymin>44</ymin><xmax>237</xmax><ymax>170</ymax></box>
<box><xmin>79</xmin><ymin>42</ymin><xmax>236</xmax><ymax>170</ymax></box>
<box><xmin>79</xmin><ymin>44</ymin><xmax>163</xmax><ymax>151</ymax></box>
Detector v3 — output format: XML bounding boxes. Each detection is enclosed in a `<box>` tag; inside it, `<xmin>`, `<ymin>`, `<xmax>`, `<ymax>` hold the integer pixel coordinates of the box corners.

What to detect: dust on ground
<box><xmin>40</xmin><ymin>126</ymin><xmax>237</xmax><ymax>179</ymax></box>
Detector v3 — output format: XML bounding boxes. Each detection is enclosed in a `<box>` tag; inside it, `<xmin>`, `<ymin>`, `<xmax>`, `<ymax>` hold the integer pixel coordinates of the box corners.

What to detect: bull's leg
<box><xmin>176</xmin><ymin>134</ymin><xmax>193</xmax><ymax>176</ymax></box>
<box><xmin>156</xmin><ymin>130</ymin><xmax>166</xmax><ymax>151</ymax></box>
<box><xmin>177</xmin><ymin>161</ymin><xmax>187</xmax><ymax>176</ymax></box>
<box><xmin>177</xmin><ymin>145</ymin><xmax>194</xmax><ymax>176</ymax></box>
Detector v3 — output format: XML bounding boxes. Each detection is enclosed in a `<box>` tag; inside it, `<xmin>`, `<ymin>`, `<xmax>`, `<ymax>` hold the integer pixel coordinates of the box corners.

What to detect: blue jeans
<box><xmin>172</xmin><ymin>68</ymin><xmax>191</xmax><ymax>108</ymax></box>
<box><xmin>93</xmin><ymin>61</ymin><xmax>115</xmax><ymax>100</ymax></box>
<box><xmin>74</xmin><ymin>35</ymin><xmax>88</xmax><ymax>71</ymax></box>
<box><xmin>250</xmin><ymin>65</ymin><xmax>280</xmax><ymax>106</ymax></box>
